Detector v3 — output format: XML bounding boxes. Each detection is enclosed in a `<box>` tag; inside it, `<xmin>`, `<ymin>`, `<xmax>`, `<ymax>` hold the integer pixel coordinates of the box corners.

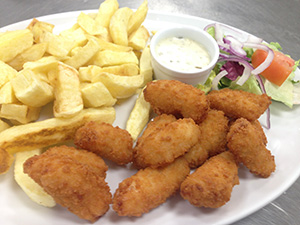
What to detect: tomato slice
<box><xmin>251</xmin><ymin>49</ymin><xmax>295</xmax><ymax>86</ymax></box>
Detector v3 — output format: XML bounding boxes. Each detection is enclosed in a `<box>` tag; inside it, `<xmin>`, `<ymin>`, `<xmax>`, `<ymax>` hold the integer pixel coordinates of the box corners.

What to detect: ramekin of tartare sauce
<box><xmin>150</xmin><ymin>26</ymin><xmax>219</xmax><ymax>85</ymax></box>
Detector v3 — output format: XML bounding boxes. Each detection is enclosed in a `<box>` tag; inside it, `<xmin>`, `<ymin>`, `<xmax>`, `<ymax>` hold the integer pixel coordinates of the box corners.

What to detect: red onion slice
<box><xmin>243</xmin><ymin>43</ymin><xmax>274</xmax><ymax>75</ymax></box>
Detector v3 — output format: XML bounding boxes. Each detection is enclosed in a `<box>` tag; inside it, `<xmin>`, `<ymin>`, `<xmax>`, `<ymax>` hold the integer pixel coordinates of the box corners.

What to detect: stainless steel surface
<box><xmin>0</xmin><ymin>0</ymin><xmax>299</xmax><ymax>224</ymax></box>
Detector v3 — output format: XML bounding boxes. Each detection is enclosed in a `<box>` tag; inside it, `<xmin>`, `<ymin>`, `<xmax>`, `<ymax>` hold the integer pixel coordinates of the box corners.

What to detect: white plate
<box><xmin>1</xmin><ymin>10</ymin><xmax>300</xmax><ymax>225</ymax></box>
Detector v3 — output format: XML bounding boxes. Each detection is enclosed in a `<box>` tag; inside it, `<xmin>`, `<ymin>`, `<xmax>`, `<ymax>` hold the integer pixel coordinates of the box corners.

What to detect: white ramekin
<box><xmin>150</xmin><ymin>26</ymin><xmax>219</xmax><ymax>85</ymax></box>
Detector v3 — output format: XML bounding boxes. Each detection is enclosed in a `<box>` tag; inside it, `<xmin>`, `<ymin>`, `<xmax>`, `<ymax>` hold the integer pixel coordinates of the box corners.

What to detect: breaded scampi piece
<box><xmin>134</xmin><ymin>118</ymin><xmax>200</xmax><ymax>169</ymax></box>
<box><xmin>207</xmin><ymin>88</ymin><xmax>271</xmax><ymax>121</ymax></box>
<box><xmin>184</xmin><ymin>110</ymin><xmax>228</xmax><ymax>168</ymax></box>
<box><xmin>183</xmin><ymin>142</ymin><xmax>208</xmax><ymax>169</ymax></box>
<box><xmin>144</xmin><ymin>80</ymin><xmax>209</xmax><ymax>124</ymax></box>
<box><xmin>23</xmin><ymin>146</ymin><xmax>112</xmax><ymax>222</ymax></box>
<box><xmin>136</xmin><ymin>114</ymin><xmax>177</xmax><ymax>146</ymax></box>
<box><xmin>227</xmin><ymin>118</ymin><xmax>275</xmax><ymax>178</ymax></box>
<box><xmin>42</xmin><ymin>145</ymin><xmax>108</xmax><ymax>178</ymax></box>
<box><xmin>199</xmin><ymin>109</ymin><xmax>229</xmax><ymax>157</ymax></box>
<box><xmin>251</xmin><ymin>119</ymin><xmax>268</xmax><ymax>145</ymax></box>
<box><xmin>180</xmin><ymin>151</ymin><xmax>239</xmax><ymax>208</ymax></box>
<box><xmin>113</xmin><ymin>157</ymin><xmax>190</xmax><ymax>217</ymax></box>
<box><xmin>74</xmin><ymin>121</ymin><xmax>134</xmax><ymax>165</ymax></box>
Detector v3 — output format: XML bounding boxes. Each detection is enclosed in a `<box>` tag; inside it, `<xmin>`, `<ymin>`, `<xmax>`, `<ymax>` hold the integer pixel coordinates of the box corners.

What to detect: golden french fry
<box><xmin>78</xmin><ymin>63</ymin><xmax>139</xmax><ymax>83</ymax></box>
<box><xmin>93</xmin><ymin>36</ymin><xmax>133</xmax><ymax>52</ymax></box>
<box><xmin>64</xmin><ymin>37</ymin><xmax>100</xmax><ymax>69</ymax></box>
<box><xmin>23</xmin><ymin>56</ymin><xmax>58</xmax><ymax>73</ymax></box>
<box><xmin>81</xmin><ymin>82</ymin><xmax>117</xmax><ymax>108</ymax></box>
<box><xmin>59</xmin><ymin>27</ymin><xmax>87</xmax><ymax>48</ymax></box>
<box><xmin>126</xmin><ymin>88</ymin><xmax>151</xmax><ymax>141</ymax></box>
<box><xmin>11</xmin><ymin>69</ymin><xmax>54</xmax><ymax>107</ymax></box>
<box><xmin>0</xmin><ymin>29</ymin><xmax>33</xmax><ymax>62</ymax></box>
<box><xmin>0</xmin><ymin>148</ymin><xmax>14</xmax><ymax>174</ymax></box>
<box><xmin>0</xmin><ymin>103</ymin><xmax>41</xmax><ymax>124</ymax></box>
<box><xmin>27</xmin><ymin>19</ymin><xmax>54</xmax><ymax>43</ymax></box>
<box><xmin>53</xmin><ymin>63</ymin><xmax>83</xmax><ymax>118</ymax></box>
<box><xmin>92</xmin><ymin>72</ymin><xmax>144</xmax><ymax>98</ymax></box>
<box><xmin>0</xmin><ymin>82</ymin><xmax>18</xmax><ymax>104</ymax></box>
<box><xmin>14</xmin><ymin>149</ymin><xmax>56</xmax><ymax>207</ymax></box>
<box><xmin>78</xmin><ymin>65</ymin><xmax>100</xmax><ymax>82</ymax></box>
<box><xmin>95</xmin><ymin>0</ymin><xmax>119</xmax><ymax>27</ymax></box>
<box><xmin>128</xmin><ymin>25</ymin><xmax>150</xmax><ymax>51</ymax></box>
<box><xmin>7</xmin><ymin>43</ymin><xmax>47</xmax><ymax>71</ymax></box>
<box><xmin>109</xmin><ymin>7</ymin><xmax>133</xmax><ymax>46</ymax></box>
<box><xmin>139</xmin><ymin>46</ymin><xmax>153</xmax><ymax>86</ymax></box>
<box><xmin>0</xmin><ymin>60</ymin><xmax>18</xmax><ymax>88</ymax></box>
<box><xmin>127</xmin><ymin>0</ymin><xmax>148</xmax><ymax>35</ymax></box>
<box><xmin>39</xmin><ymin>31</ymin><xmax>74</xmax><ymax>57</ymax></box>
<box><xmin>89</xmin><ymin>50</ymin><xmax>138</xmax><ymax>67</ymax></box>
<box><xmin>0</xmin><ymin>107</ymin><xmax>115</xmax><ymax>155</ymax></box>
<box><xmin>99</xmin><ymin>63</ymin><xmax>139</xmax><ymax>76</ymax></box>
<box><xmin>77</xmin><ymin>12</ymin><xmax>108</xmax><ymax>36</ymax></box>
<box><xmin>0</xmin><ymin>119</ymin><xmax>10</xmax><ymax>132</ymax></box>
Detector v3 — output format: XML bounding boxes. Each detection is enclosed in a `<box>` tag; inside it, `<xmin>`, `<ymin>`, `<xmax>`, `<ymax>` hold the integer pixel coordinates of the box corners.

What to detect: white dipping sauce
<box><xmin>155</xmin><ymin>37</ymin><xmax>211</xmax><ymax>72</ymax></box>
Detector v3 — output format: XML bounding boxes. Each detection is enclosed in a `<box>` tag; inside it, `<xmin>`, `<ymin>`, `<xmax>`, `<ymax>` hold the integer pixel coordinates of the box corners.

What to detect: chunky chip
<box><xmin>90</xmin><ymin>50</ymin><xmax>139</xmax><ymax>67</ymax></box>
<box><xmin>0</xmin><ymin>103</ymin><xmax>41</xmax><ymax>124</ymax></box>
<box><xmin>92</xmin><ymin>72</ymin><xmax>144</xmax><ymax>99</ymax></box>
<box><xmin>7</xmin><ymin>43</ymin><xmax>47</xmax><ymax>71</ymax></box>
<box><xmin>63</xmin><ymin>37</ymin><xmax>100</xmax><ymax>69</ymax></box>
<box><xmin>14</xmin><ymin>149</ymin><xmax>56</xmax><ymax>207</ymax></box>
<box><xmin>53</xmin><ymin>63</ymin><xmax>83</xmax><ymax>118</ymax></box>
<box><xmin>109</xmin><ymin>7</ymin><xmax>133</xmax><ymax>46</ymax></box>
<box><xmin>11</xmin><ymin>69</ymin><xmax>54</xmax><ymax>107</ymax></box>
<box><xmin>126</xmin><ymin>88</ymin><xmax>151</xmax><ymax>141</ymax></box>
<box><xmin>81</xmin><ymin>82</ymin><xmax>117</xmax><ymax>108</ymax></box>
<box><xmin>95</xmin><ymin>0</ymin><xmax>119</xmax><ymax>27</ymax></box>
<box><xmin>0</xmin><ymin>107</ymin><xmax>115</xmax><ymax>155</ymax></box>
<box><xmin>127</xmin><ymin>0</ymin><xmax>148</xmax><ymax>35</ymax></box>
<box><xmin>0</xmin><ymin>29</ymin><xmax>33</xmax><ymax>62</ymax></box>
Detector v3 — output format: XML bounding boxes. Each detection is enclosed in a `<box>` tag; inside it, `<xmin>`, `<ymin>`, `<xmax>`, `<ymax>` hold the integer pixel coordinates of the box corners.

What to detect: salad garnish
<box><xmin>199</xmin><ymin>23</ymin><xmax>300</xmax><ymax>129</ymax></box>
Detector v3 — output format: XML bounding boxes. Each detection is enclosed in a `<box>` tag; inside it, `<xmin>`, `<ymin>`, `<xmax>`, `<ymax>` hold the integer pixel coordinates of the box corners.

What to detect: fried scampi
<box><xmin>113</xmin><ymin>157</ymin><xmax>190</xmax><ymax>217</ymax></box>
<box><xmin>207</xmin><ymin>88</ymin><xmax>271</xmax><ymax>121</ymax></box>
<box><xmin>180</xmin><ymin>151</ymin><xmax>239</xmax><ymax>208</ymax></box>
<box><xmin>133</xmin><ymin>117</ymin><xmax>200</xmax><ymax>169</ymax></box>
<box><xmin>227</xmin><ymin>118</ymin><xmax>275</xmax><ymax>178</ymax></box>
<box><xmin>144</xmin><ymin>80</ymin><xmax>209</xmax><ymax>124</ymax></box>
<box><xmin>184</xmin><ymin>109</ymin><xmax>229</xmax><ymax>168</ymax></box>
<box><xmin>74</xmin><ymin>121</ymin><xmax>134</xmax><ymax>165</ymax></box>
<box><xmin>23</xmin><ymin>146</ymin><xmax>111</xmax><ymax>222</ymax></box>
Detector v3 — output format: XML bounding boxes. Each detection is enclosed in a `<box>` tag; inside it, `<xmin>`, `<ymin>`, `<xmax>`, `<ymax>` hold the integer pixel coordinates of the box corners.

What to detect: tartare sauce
<box><xmin>155</xmin><ymin>37</ymin><xmax>211</xmax><ymax>72</ymax></box>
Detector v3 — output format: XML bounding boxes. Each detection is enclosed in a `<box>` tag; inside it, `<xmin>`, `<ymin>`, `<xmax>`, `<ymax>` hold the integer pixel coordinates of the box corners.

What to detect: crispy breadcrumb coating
<box><xmin>134</xmin><ymin>118</ymin><xmax>200</xmax><ymax>169</ymax></box>
<box><xmin>227</xmin><ymin>118</ymin><xmax>276</xmax><ymax>178</ymax></box>
<box><xmin>23</xmin><ymin>146</ymin><xmax>111</xmax><ymax>222</ymax></box>
<box><xmin>42</xmin><ymin>145</ymin><xmax>108</xmax><ymax>178</ymax></box>
<box><xmin>113</xmin><ymin>157</ymin><xmax>190</xmax><ymax>217</ymax></box>
<box><xmin>144</xmin><ymin>80</ymin><xmax>209</xmax><ymax>124</ymax></box>
<box><xmin>227</xmin><ymin>118</ymin><xmax>275</xmax><ymax>178</ymax></box>
<box><xmin>180</xmin><ymin>151</ymin><xmax>239</xmax><ymax>208</ymax></box>
<box><xmin>207</xmin><ymin>88</ymin><xmax>271</xmax><ymax>121</ymax></box>
<box><xmin>74</xmin><ymin>122</ymin><xmax>134</xmax><ymax>165</ymax></box>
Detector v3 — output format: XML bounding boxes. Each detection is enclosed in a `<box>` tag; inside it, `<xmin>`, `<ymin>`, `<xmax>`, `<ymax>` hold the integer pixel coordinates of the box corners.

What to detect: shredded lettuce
<box><xmin>264</xmin><ymin>74</ymin><xmax>294</xmax><ymax>108</ymax></box>
<box><xmin>228</xmin><ymin>75</ymin><xmax>262</xmax><ymax>95</ymax></box>
<box><xmin>201</xmin><ymin>25</ymin><xmax>300</xmax><ymax>107</ymax></box>
<box><xmin>196</xmin><ymin>70</ymin><xmax>216</xmax><ymax>94</ymax></box>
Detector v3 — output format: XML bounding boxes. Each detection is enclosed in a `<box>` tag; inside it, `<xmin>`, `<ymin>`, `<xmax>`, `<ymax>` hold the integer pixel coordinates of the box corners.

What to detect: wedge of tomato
<box><xmin>251</xmin><ymin>49</ymin><xmax>295</xmax><ymax>86</ymax></box>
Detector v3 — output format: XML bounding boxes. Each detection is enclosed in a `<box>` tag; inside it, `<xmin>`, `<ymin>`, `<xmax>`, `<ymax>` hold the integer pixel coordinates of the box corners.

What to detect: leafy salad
<box><xmin>197</xmin><ymin>23</ymin><xmax>300</xmax><ymax>111</ymax></box>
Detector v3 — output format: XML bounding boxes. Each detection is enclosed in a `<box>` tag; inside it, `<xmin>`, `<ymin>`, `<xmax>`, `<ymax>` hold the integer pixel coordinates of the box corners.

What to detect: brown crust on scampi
<box><xmin>207</xmin><ymin>88</ymin><xmax>271</xmax><ymax>121</ymax></box>
<box><xmin>144</xmin><ymin>80</ymin><xmax>209</xmax><ymax>124</ymax></box>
